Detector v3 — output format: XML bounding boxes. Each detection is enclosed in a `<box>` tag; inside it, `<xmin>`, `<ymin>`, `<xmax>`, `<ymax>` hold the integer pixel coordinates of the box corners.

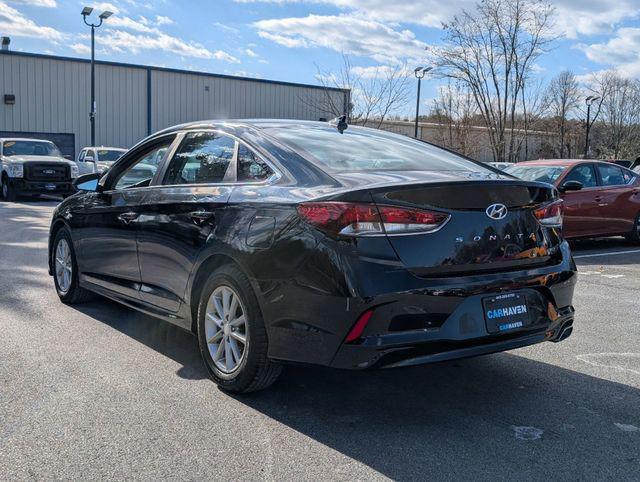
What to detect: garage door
<box><xmin>0</xmin><ymin>131</ymin><xmax>75</xmax><ymax>158</ymax></box>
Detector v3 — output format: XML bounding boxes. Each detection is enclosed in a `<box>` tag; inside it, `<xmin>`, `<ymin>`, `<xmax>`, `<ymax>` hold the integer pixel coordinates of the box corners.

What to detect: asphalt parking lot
<box><xmin>1</xmin><ymin>199</ymin><xmax>639</xmax><ymax>481</ymax></box>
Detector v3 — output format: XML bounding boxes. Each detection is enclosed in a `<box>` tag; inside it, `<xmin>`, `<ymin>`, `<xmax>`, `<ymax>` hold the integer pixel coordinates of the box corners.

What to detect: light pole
<box><xmin>81</xmin><ymin>6</ymin><xmax>112</xmax><ymax>146</ymax></box>
<box><xmin>584</xmin><ymin>95</ymin><xmax>599</xmax><ymax>159</ymax></box>
<box><xmin>414</xmin><ymin>66</ymin><xmax>432</xmax><ymax>139</ymax></box>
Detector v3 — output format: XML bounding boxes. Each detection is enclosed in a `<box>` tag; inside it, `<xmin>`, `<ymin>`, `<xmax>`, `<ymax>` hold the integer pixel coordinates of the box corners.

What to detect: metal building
<box><xmin>0</xmin><ymin>50</ymin><xmax>348</xmax><ymax>157</ymax></box>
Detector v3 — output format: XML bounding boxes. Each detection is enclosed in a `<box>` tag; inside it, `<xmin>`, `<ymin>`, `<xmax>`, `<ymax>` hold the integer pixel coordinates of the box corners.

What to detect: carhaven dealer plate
<box><xmin>482</xmin><ymin>292</ymin><xmax>531</xmax><ymax>333</ymax></box>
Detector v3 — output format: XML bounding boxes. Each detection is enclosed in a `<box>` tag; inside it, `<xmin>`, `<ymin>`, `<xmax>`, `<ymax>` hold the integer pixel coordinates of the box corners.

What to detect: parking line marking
<box><xmin>573</xmin><ymin>249</ymin><xmax>640</xmax><ymax>259</ymax></box>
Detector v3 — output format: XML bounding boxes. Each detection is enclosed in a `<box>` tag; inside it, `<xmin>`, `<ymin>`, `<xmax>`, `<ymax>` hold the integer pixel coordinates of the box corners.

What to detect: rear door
<box><xmin>135</xmin><ymin>131</ymin><xmax>235</xmax><ymax>313</ymax></box>
<box><xmin>558</xmin><ymin>163</ymin><xmax>602</xmax><ymax>238</ymax></box>
<box><xmin>594</xmin><ymin>163</ymin><xmax>639</xmax><ymax>235</ymax></box>
<box><xmin>369</xmin><ymin>181</ymin><xmax>560</xmax><ymax>277</ymax></box>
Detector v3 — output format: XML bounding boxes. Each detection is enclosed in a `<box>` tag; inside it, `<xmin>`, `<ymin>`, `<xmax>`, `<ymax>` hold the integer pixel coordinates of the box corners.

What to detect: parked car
<box><xmin>1</xmin><ymin>138</ymin><xmax>78</xmax><ymax>201</ymax></box>
<box><xmin>48</xmin><ymin>120</ymin><xmax>577</xmax><ymax>393</ymax></box>
<box><xmin>76</xmin><ymin>147</ymin><xmax>127</xmax><ymax>175</ymax></box>
<box><xmin>504</xmin><ymin>159</ymin><xmax>640</xmax><ymax>241</ymax></box>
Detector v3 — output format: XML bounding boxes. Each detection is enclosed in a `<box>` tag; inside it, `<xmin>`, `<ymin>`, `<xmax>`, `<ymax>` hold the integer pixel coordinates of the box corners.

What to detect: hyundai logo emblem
<box><xmin>486</xmin><ymin>203</ymin><xmax>508</xmax><ymax>220</ymax></box>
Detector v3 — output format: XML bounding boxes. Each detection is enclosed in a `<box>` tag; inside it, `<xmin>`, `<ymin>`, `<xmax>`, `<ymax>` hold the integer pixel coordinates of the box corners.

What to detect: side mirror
<box><xmin>63</xmin><ymin>155</ymin><xmax>73</xmax><ymax>160</ymax></box>
<box><xmin>560</xmin><ymin>180</ymin><xmax>583</xmax><ymax>193</ymax></box>
<box><xmin>73</xmin><ymin>172</ymin><xmax>102</xmax><ymax>192</ymax></box>
<box><xmin>84</xmin><ymin>156</ymin><xmax>95</xmax><ymax>163</ymax></box>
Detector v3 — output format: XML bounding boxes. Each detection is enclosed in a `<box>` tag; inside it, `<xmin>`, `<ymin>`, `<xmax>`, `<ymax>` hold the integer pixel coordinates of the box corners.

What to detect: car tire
<box><xmin>52</xmin><ymin>228</ymin><xmax>93</xmax><ymax>304</ymax></box>
<box><xmin>626</xmin><ymin>213</ymin><xmax>640</xmax><ymax>244</ymax></box>
<box><xmin>196</xmin><ymin>264</ymin><xmax>282</xmax><ymax>393</ymax></box>
<box><xmin>1</xmin><ymin>176</ymin><xmax>16</xmax><ymax>202</ymax></box>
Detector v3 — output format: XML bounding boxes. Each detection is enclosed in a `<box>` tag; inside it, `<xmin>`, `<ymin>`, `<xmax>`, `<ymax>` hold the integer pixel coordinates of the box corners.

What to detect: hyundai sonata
<box><xmin>48</xmin><ymin>119</ymin><xmax>577</xmax><ymax>392</ymax></box>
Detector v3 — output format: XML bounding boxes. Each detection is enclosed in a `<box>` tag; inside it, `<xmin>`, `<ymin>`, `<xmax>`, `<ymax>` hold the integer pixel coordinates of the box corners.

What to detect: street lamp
<box><xmin>584</xmin><ymin>95</ymin><xmax>600</xmax><ymax>159</ymax></box>
<box><xmin>81</xmin><ymin>6</ymin><xmax>113</xmax><ymax>146</ymax></box>
<box><xmin>414</xmin><ymin>66</ymin><xmax>432</xmax><ymax>139</ymax></box>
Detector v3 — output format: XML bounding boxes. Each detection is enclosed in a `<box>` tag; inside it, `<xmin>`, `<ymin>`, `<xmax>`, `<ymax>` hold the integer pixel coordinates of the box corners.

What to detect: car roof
<box><xmin>153</xmin><ymin>119</ymin><xmax>352</xmax><ymax>137</ymax></box>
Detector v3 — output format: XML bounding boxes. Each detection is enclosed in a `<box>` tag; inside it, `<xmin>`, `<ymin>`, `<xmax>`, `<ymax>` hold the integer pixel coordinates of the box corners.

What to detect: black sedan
<box><xmin>48</xmin><ymin>119</ymin><xmax>577</xmax><ymax>392</ymax></box>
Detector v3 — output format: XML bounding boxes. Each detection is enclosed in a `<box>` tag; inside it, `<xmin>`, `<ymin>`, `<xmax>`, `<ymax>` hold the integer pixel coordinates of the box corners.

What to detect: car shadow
<box><xmin>70</xmin><ymin>297</ymin><xmax>640</xmax><ymax>480</ymax></box>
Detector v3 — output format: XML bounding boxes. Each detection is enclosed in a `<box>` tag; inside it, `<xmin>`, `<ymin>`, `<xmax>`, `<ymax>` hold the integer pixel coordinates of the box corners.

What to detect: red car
<box><xmin>505</xmin><ymin>160</ymin><xmax>640</xmax><ymax>241</ymax></box>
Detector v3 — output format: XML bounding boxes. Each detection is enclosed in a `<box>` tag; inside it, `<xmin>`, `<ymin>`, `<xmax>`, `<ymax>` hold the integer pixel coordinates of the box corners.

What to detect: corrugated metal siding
<box><xmin>0</xmin><ymin>52</ymin><xmax>347</xmax><ymax>155</ymax></box>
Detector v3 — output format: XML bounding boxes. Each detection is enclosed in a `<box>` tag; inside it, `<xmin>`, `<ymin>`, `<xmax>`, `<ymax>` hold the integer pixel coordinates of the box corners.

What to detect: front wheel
<box><xmin>626</xmin><ymin>213</ymin><xmax>640</xmax><ymax>244</ymax></box>
<box><xmin>52</xmin><ymin>228</ymin><xmax>93</xmax><ymax>304</ymax></box>
<box><xmin>1</xmin><ymin>176</ymin><xmax>16</xmax><ymax>202</ymax></box>
<box><xmin>196</xmin><ymin>265</ymin><xmax>282</xmax><ymax>393</ymax></box>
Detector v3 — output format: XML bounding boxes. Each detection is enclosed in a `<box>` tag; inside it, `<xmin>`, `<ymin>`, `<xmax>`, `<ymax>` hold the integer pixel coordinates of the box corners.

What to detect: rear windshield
<box><xmin>3</xmin><ymin>140</ymin><xmax>61</xmax><ymax>157</ymax></box>
<box><xmin>266</xmin><ymin>126</ymin><xmax>491</xmax><ymax>173</ymax></box>
<box><xmin>97</xmin><ymin>149</ymin><xmax>125</xmax><ymax>163</ymax></box>
<box><xmin>504</xmin><ymin>165</ymin><xmax>566</xmax><ymax>184</ymax></box>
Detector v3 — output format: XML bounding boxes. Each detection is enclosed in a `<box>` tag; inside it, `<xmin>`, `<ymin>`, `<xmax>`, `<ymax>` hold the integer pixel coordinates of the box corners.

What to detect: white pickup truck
<box><xmin>1</xmin><ymin>138</ymin><xmax>79</xmax><ymax>201</ymax></box>
<box><xmin>75</xmin><ymin>146</ymin><xmax>127</xmax><ymax>175</ymax></box>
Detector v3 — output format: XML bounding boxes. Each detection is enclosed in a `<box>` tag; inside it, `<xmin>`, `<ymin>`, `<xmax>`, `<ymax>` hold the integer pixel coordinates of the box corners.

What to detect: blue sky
<box><xmin>1</xmin><ymin>0</ymin><xmax>639</xmax><ymax>116</ymax></box>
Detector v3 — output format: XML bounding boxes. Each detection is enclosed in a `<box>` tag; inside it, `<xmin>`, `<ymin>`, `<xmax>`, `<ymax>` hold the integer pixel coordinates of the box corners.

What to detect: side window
<box><xmin>564</xmin><ymin>164</ymin><xmax>597</xmax><ymax>188</ymax></box>
<box><xmin>163</xmin><ymin>132</ymin><xmax>235</xmax><ymax>185</ymax></box>
<box><xmin>597</xmin><ymin>164</ymin><xmax>625</xmax><ymax>187</ymax></box>
<box><xmin>78</xmin><ymin>150</ymin><xmax>85</xmax><ymax>163</ymax></box>
<box><xmin>622</xmin><ymin>169</ymin><xmax>635</xmax><ymax>184</ymax></box>
<box><xmin>237</xmin><ymin>144</ymin><xmax>274</xmax><ymax>182</ymax></box>
<box><xmin>114</xmin><ymin>140</ymin><xmax>172</xmax><ymax>190</ymax></box>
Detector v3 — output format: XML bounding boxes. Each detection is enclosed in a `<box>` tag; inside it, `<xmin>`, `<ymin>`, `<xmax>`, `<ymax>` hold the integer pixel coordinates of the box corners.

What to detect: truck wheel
<box><xmin>1</xmin><ymin>176</ymin><xmax>16</xmax><ymax>202</ymax></box>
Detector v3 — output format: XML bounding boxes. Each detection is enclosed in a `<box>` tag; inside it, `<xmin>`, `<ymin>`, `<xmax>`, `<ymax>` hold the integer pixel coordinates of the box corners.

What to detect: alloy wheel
<box><xmin>54</xmin><ymin>238</ymin><xmax>73</xmax><ymax>294</ymax></box>
<box><xmin>204</xmin><ymin>285</ymin><xmax>248</xmax><ymax>373</ymax></box>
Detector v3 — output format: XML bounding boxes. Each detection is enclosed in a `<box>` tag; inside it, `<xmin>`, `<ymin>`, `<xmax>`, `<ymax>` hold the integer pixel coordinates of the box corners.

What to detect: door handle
<box><xmin>117</xmin><ymin>212</ymin><xmax>138</xmax><ymax>224</ymax></box>
<box><xmin>189</xmin><ymin>211</ymin><xmax>214</xmax><ymax>225</ymax></box>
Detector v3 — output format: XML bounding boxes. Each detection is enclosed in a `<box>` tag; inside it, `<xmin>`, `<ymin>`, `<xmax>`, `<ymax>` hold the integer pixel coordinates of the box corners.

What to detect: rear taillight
<box><xmin>534</xmin><ymin>199</ymin><xmax>563</xmax><ymax>227</ymax></box>
<box><xmin>297</xmin><ymin>202</ymin><xmax>450</xmax><ymax>237</ymax></box>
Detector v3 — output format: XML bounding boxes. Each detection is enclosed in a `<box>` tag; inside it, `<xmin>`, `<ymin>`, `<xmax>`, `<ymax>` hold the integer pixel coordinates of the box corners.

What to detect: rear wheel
<box><xmin>52</xmin><ymin>228</ymin><xmax>93</xmax><ymax>304</ymax></box>
<box><xmin>626</xmin><ymin>213</ymin><xmax>640</xmax><ymax>244</ymax></box>
<box><xmin>196</xmin><ymin>265</ymin><xmax>281</xmax><ymax>393</ymax></box>
<box><xmin>1</xmin><ymin>176</ymin><xmax>16</xmax><ymax>202</ymax></box>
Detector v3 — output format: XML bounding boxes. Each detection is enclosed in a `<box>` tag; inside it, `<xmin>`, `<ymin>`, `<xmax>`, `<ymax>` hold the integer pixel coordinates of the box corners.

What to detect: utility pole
<box><xmin>584</xmin><ymin>95</ymin><xmax>600</xmax><ymax>159</ymax></box>
<box><xmin>82</xmin><ymin>7</ymin><xmax>113</xmax><ymax>146</ymax></box>
<box><xmin>413</xmin><ymin>67</ymin><xmax>432</xmax><ymax>139</ymax></box>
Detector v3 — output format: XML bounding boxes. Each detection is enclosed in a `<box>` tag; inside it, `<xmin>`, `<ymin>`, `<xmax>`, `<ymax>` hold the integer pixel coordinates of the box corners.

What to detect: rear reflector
<box><xmin>534</xmin><ymin>199</ymin><xmax>563</xmax><ymax>227</ymax></box>
<box><xmin>345</xmin><ymin>309</ymin><xmax>374</xmax><ymax>343</ymax></box>
<box><xmin>297</xmin><ymin>202</ymin><xmax>449</xmax><ymax>237</ymax></box>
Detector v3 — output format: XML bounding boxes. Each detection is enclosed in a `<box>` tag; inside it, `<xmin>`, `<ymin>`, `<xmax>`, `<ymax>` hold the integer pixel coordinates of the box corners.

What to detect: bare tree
<box><xmin>430</xmin><ymin>0</ymin><xmax>556</xmax><ymax>162</ymax></box>
<box><xmin>545</xmin><ymin>70</ymin><xmax>580</xmax><ymax>158</ymax></box>
<box><xmin>429</xmin><ymin>81</ymin><xmax>479</xmax><ymax>157</ymax></box>
<box><xmin>310</xmin><ymin>54</ymin><xmax>412</xmax><ymax>127</ymax></box>
<box><xmin>591</xmin><ymin>72</ymin><xmax>640</xmax><ymax>159</ymax></box>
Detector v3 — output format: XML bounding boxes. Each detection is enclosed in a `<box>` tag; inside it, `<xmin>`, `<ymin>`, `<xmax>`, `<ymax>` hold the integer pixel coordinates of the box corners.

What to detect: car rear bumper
<box><xmin>9</xmin><ymin>178</ymin><xmax>75</xmax><ymax>196</ymax></box>
<box><xmin>264</xmin><ymin>241</ymin><xmax>577</xmax><ymax>369</ymax></box>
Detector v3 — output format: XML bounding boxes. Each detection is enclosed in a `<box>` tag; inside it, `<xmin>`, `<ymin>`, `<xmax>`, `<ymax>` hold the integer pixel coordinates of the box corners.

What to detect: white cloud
<box><xmin>69</xmin><ymin>42</ymin><xmax>91</xmax><ymax>55</ymax></box>
<box><xmin>351</xmin><ymin>64</ymin><xmax>412</xmax><ymax>79</ymax></box>
<box><xmin>254</xmin><ymin>14</ymin><xmax>428</xmax><ymax>64</ymax></box>
<box><xmin>244</xmin><ymin>48</ymin><xmax>258</xmax><ymax>57</ymax></box>
<box><xmin>97</xmin><ymin>29</ymin><xmax>240</xmax><ymax>62</ymax></box>
<box><xmin>155</xmin><ymin>15</ymin><xmax>173</xmax><ymax>26</ymax></box>
<box><xmin>581</xmin><ymin>28</ymin><xmax>640</xmax><ymax>78</ymax></box>
<box><xmin>238</xmin><ymin>0</ymin><xmax>640</xmax><ymax>37</ymax></box>
<box><xmin>0</xmin><ymin>1</ymin><xmax>65</xmax><ymax>40</ymax></box>
<box><xmin>9</xmin><ymin>0</ymin><xmax>57</xmax><ymax>6</ymax></box>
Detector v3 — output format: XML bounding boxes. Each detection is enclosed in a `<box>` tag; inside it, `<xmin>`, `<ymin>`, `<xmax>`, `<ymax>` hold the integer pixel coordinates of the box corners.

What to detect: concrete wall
<box><xmin>0</xmin><ymin>51</ymin><xmax>347</xmax><ymax>156</ymax></box>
